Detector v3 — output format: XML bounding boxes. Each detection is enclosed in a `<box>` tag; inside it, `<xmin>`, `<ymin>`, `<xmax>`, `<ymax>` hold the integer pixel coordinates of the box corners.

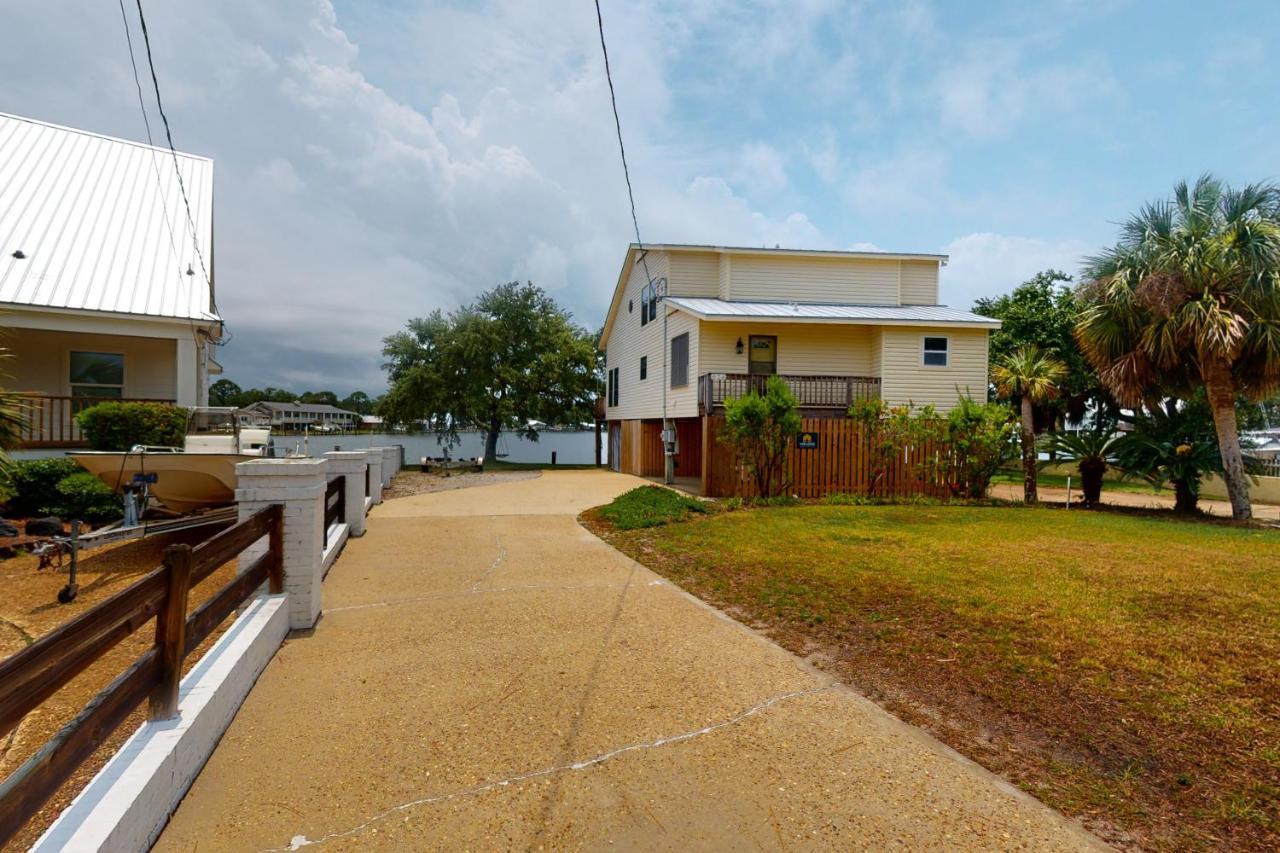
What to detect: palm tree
<box><xmin>1111</xmin><ymin>403</ymin><xmax>1225</xmax><ymax>514</ymax></box>
<box><xmin>1040</xmin><ymin>429</ymin><xmax>1119</xmax><ymax>506</ymax></box>
<box><xmin>993</xmin><ymin>346</ymin><xmax>1068</xmax><ymax>504</ymax></box>
<box><xmin>1076</xmin><ymin>175</ymin><xmax>1280</xmax><ymax>520</ymax></box>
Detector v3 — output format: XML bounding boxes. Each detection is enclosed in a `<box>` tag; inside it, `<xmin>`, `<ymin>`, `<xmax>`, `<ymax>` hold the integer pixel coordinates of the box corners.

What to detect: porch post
<box><xmin>323</xmin><ymin>451</ymin><xmax>369</xmax><ymax>537</ymax></box>
<box><xmin>175</xmin><ymin>337</ymin><xmax>198</xmax><ymax>407</ymax></box>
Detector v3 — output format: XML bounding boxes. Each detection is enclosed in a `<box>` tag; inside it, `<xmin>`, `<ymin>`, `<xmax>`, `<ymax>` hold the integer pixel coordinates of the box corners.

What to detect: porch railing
<box><xmin>698</xmin><ymin>373</ymin><xmax>881</xmax><ymax>414</ymax></box>
<box><xmin>15</xmin><ymin>395</ymin><xmax>177</xmax><ymax>448</ymax></box>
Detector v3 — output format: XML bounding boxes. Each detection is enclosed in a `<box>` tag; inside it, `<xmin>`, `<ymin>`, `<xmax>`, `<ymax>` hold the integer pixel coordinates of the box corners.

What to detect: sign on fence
<box><xmin>796</xmin><ymin>431</ymin><xmax>818</xmax><ymax>449</ymax></box>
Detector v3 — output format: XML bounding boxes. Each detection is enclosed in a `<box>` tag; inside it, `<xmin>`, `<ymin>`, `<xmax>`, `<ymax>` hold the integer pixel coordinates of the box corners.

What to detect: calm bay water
<box><xmin>286</xmin><ymin>429</ymin><xmax>602</xmax><ymax>466</ymax></box>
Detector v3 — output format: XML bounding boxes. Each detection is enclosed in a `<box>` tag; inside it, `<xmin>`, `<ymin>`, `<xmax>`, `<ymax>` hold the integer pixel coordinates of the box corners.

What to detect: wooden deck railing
<box><xmin>15</xmin><ymin>394</ymin><xmax>177</xmax><ymax>448</ymax></box>
<box><xmin>0</xmin><ymin>504</ymin><xmax>283</xmax><ymax>848</ymax></box>
<box><xmin>323</xmin><ymin>476</ymin><xmax>345</xmax><ymax>547</ymax></box>
<box><xmin>698</xmin><ymin>373</ymin><xmax>880</xmax><ymax>414</ymax></box>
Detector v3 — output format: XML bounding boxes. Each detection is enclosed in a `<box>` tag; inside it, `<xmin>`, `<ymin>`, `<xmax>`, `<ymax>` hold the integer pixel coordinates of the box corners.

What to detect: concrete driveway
<box><xmin>157</xmin><ymin>469</ymin><xmax>1102</xmax><ymax>851</ymax></box>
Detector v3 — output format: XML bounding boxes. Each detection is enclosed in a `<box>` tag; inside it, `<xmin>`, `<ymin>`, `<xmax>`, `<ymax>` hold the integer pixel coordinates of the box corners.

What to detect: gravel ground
<box><xmin>382</xmin><ymin>469</ymin><xmax>540</xmax><ymax>500</ymax></box>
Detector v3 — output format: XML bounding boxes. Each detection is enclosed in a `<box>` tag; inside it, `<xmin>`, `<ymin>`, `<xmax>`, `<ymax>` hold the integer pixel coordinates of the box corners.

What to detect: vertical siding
<box><xmin>878</xmin><ymin>326</ymin><xmax>989</xmax><ymax>412</ymax></box>
<box><xmin>729</xmin><ymin>256</ymin><xmax>901</xmax><ymax>304</ymax></box>
<box><xmin>699</xmin><ymin>322</ymin><xmax>875</xmax><ymax>376</ymax></box>
<box><xmin>668</xmin><ymin>251</ymin><xmax>719</xmax><ymax>297</ymax></box>
<box><xmin>899</xmin><ymin>261</ymin><xmax>939</xmax><ymax>305</ymax></box>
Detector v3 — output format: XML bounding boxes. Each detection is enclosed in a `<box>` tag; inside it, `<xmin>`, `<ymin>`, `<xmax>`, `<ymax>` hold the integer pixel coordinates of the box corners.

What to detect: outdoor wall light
<box><xmin>735</xmin><ymin>337</ymin><xmax>744</xmax><ymax>355</ymax></box>
<box><xmin>11</xmin><ymin>250</ymin><xmax>25</xmax><ymax>259</ymax></box>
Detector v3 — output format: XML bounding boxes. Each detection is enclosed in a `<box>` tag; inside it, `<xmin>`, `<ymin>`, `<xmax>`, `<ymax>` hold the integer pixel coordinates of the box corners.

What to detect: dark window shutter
<box><xmin>640</xmin><ymin>356</ymin><xmax>647</xmax><ymax>380</ymax></box>
<box><xmin>670</xmin><ymin>333</ymin><xmax>689</xmax><ymax>387</ymax></box>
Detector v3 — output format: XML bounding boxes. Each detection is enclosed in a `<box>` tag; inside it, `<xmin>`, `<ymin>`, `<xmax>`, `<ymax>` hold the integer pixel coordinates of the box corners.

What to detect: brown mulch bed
<box><xmin>382</xmin><ymin>469</ymin><xmax>540</xmax><ymax>500</ymax></box>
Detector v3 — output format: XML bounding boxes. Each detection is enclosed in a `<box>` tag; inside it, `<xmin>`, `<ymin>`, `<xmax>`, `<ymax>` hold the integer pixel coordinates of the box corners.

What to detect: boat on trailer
<box><xmin>69</xmin><ymin>407</ymin><xmax>274</xmax><ymax>513</ymax></box>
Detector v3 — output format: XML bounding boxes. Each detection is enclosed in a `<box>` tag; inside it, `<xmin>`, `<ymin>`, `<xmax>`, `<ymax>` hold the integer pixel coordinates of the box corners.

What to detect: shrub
<box><xmin>599</xmin><ymin>485</ymin><xmax>708</xmax><ymax>530</ymax></box>
<box><xmin>43</xmin><ymin>472</ymin><xmax>120</xmax><ymax>523</ymax></box>
<box><xmin>722</xmin><ymin>376</ymin><xmax>801</xmax><ymax>498</ymax></box>
<box><xmin>945</xmin><ymin>397</ymin><xmax>1018</xmax><ymax>498</ymax></box>
<box><xmin>4</xmin><ymin>457</ymin><xmax>84</xmax><ymax>515</ymax></box>
<box><xmin>76</xmin><ymin>402</ymin><xmax>187</xmax><ymax>452</ymax></box>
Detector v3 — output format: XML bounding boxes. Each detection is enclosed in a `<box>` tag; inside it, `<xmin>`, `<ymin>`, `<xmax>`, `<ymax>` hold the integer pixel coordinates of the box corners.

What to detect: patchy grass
<box><xmin>482</xmin><ymin>459</ymin><xmax>599</xmax><ymax>471</ymax></box>
<box><xmin>590</xmin><ymin>502</ymin><xmax>1280</xmax><ymax>851</ymax></box>
<box><xmin>596</xmin><ymin>485</ymin><xmax>710</xmax><ymax>530</ymax></box>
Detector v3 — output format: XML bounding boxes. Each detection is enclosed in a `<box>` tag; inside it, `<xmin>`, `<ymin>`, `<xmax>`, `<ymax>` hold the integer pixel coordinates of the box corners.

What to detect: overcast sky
<box><xmin>1</xmin><ymin>1</ymin><xmax>1277</xmax><ymax>394</ymax></box>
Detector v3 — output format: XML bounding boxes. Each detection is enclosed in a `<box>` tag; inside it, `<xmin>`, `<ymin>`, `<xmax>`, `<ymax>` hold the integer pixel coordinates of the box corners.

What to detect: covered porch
<box><xmin>697</xmin><ymin>372</ymin><xmax>880</xmax><ymax>416</ymax></box>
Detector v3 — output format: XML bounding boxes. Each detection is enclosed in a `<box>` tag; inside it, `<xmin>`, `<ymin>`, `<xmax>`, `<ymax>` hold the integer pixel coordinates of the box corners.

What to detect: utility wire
<box><xmin>131</xmin><ymin>0</ymin><xmax>224</xmax><ymax>336</ymax></box>
<box><xmin>593</xmin><ymin>0</ymin><xmax>652</xmax><ymax>286</ymax></box>
<box><xmin>116</xmin><ymin>0</ymin><xmax>204</xmax><ymax>351</ymax></box>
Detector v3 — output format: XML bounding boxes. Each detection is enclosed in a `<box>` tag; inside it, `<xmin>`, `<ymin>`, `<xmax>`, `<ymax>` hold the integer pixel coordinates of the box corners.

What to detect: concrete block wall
<box><xmin>362</xmin><ymin>449</ymin><xmax>384</xmax><ymax>506</ymax></box>
<box><xmin>323</xmin><ymin>451</ymin><xmax>370</xmax><ymax>537</ymax></box>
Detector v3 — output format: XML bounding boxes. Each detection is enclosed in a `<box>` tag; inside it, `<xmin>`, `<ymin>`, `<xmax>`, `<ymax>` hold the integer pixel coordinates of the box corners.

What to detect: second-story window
<box><xmin>648</xmin><ymin>285</ymin><xmax>658</xmax><ymax>323</ymax></box>
<box><xmin>639</xmin><ymin>356</ymin><xmax>647</xmax><ymax>380</ymax></box>
<box><xmin>670</xmin><ymin>333</ymin><xmax>689</xmax><ymax>388</ymax></box>
<box><xmin>639</xmin><ymin>284</ymin><xmax>651</xmax><ymax>327</ymax></box>
<box><xmin>922</xmin><ymin>336</ymin><xmax>949</xmax><ymax>367</ymax></box>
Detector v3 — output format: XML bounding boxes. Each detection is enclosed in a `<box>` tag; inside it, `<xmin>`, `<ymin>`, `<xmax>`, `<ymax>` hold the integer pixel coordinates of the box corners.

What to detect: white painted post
<box><xmin>235</xmin><ymin>457</ymin><xmax>328</xmax><ymax>631</ymax></box>
<box><xmin>362</xmin><ymin>448</ymin><xmax>384</xmax><ymax>507</ymax></box>
<box><xmin>378</xmin><ymin>446</ymin><xmax>398</xmax><ymax>487</ymax></box>
<box><xmin>323</xmin><ymin>451</ymin><xmax>369</xmax><ymax>537</ymax></box>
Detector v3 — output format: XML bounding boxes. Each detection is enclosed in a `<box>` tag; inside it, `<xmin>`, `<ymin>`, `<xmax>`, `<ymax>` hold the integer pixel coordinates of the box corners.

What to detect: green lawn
<box><xmin>589</xmin><ymin>502</ymin><xmax>1280</xmax><ymax>851</ymax></box>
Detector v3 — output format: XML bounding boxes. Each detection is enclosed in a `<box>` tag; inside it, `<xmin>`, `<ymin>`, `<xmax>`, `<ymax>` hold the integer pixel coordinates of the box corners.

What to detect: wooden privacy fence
<box><xmin>702</xmin><ymin>416</ymin><xmax>963</xmax><ymax>499</ymax></box>
<box><xmin>0</xmin><ymin>504</ymin><xmax>284</xmax><ymax>848</ymax></box>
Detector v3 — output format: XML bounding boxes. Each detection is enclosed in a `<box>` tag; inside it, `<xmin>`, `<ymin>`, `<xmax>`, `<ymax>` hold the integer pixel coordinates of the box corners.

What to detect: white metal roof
<box><xmin>665</xmin><ymin>296</ymin><xmax>1000</xmax><ymax>328</ymax></box>
<box><xmin>641</xmin><ymin>243</ymin><xmax>949</xmax><ymax>263</ymax></box>
<box><xmin>0</xmin><ymin>112</ymin><xmax>218</xmax><ymax>323</ymax></box>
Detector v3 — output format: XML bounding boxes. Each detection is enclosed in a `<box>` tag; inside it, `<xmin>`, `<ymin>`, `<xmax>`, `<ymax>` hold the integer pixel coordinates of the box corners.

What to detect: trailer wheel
<box><xmin>57</xmin><ymin>584</ymin><xmax>78</xmax><ymax>604</ymax></box>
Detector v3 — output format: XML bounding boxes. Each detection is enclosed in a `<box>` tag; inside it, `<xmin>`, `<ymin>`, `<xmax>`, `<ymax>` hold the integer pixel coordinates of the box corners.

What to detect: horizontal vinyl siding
<box><xmin>729</xmin><ymin>256</ymin><xmax>900</xmax><ymax>305</ymax></box>
<box><xmin>604</xmin><ymin>251</ymin><xmax>668</xmax><ymax>421</ymax></box>
<box><xmin>718</xmin><ymin>254</ymin><xmax>731</xmax><ymax>299</ymax></box>
<box><xmin>668</xmin><ymin>251</ymin><xmax>719</xmax><ymax>297</ymax></box>
<box><xmin>699</xmin><ymin>321</ymin><xmax>875</xmax><ymax>376</ymax></box>
<box><xmin>666</xmin><ymin>311</ymin><xmax>700</xmax><ymax>418</ymax></box>
<box><xmin>878</xmin><ymin>326</ymin><xmax>989</xmax><ymax>412</ymax></box>
<box><xmin>7</xmin><ymin>327</ymin><xmax>177</xmax><ymax>399</ymax></box>
<box><xmin>898</xmin><ymin>261</ymin><xmax>938</xmax><ymax>305</ymax></box>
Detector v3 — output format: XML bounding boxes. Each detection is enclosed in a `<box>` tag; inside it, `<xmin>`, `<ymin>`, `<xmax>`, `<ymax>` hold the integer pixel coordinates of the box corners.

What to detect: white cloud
<box><xmin>734</xmin><ymin>141</ymin><xmax>788</xmax><ymax>194</ymax></box>
<box><xmin>941</xmin><ymin>232</ymin><xmax>1090</xmax><ymax>308</ymax></box>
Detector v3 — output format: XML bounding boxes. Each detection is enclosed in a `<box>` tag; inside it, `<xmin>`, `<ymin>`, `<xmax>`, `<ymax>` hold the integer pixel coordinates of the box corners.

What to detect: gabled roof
<box><xmin>665</xmin><ymin>297</ymin><xmax>1000</xmax><ymax>328</ymax></box>
<box><xmin>0</xmin><ymin>112</ymin><xmax>218</xmax><ymax>323</ymax></box>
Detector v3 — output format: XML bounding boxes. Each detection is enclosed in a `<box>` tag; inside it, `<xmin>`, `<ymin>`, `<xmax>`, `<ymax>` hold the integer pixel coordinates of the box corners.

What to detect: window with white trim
<box><xmin>922</xmin><ymin>336</ymin><xmax>949</xmax><ymax>367</ymax></box>
<box><xmin>670</xmin><ymin>333</ymin><xmax>689</xmax><ymax>388</ymax></box>
<box><xmin>640</xmin><ymin>284</ymin><xmax>651</xmax><ymax>327</ymax></box>
<box><xmin>70</xmin><ymin>351</ymin><xmax>124</xmax><ymax>399</ymax></box>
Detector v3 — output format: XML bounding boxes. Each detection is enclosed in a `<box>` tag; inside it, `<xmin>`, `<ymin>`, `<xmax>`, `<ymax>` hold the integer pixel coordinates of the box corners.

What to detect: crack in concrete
<box><xmin>268</xmin><ymin>684</ymin><xmax>834</xmax><ymax>851</ymax></box>
<box><xmin>469</xmin><ymin>536</ymin><xmax>506</xmax><ymax>593</ymax></box>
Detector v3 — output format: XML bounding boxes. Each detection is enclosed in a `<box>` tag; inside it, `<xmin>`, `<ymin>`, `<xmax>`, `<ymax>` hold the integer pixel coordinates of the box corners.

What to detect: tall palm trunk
<box><xmin>1202</xmin><ymin>356</ymin><xmax>1252</xmax><ymax>520</ymax></box>
<box><xmin>1020</xmin><ymin>396</ymin><xmax>1037</xmax><ymax>504</ymax></box>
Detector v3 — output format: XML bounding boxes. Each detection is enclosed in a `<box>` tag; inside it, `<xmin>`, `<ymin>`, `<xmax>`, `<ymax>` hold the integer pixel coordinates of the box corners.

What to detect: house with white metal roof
<box><xmin>597</xmin><ymin>243</ymin><xmax>999</xmax><ymax>480</ymax></box>
<box><xmin>0</xmin><ymin>111</ymin><xmax>221</xmax><ymax>448</ymax></box>
<box><xmin>239</xmin><ymin>401</ymin><xmax>360</xmax><ymax>429</ymax></box>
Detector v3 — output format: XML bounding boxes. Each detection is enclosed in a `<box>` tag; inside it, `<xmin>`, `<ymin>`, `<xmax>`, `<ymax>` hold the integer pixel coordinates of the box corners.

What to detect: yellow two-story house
<box><xmin>598</xmin><ymin>243</ymin><xmax>999</xmax><ymax>479</ymax></box>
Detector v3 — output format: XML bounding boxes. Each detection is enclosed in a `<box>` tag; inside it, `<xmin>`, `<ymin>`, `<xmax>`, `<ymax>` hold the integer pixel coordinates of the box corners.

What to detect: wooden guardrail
<box><xmin>0</xmin><ymin>503</ymin><xmax>283</xmax><ymax>848</ymax></box>
<box><xmin>697</xmin><ymin>373</ymin><xmax>880</xmax><ymax>414</ymax></box>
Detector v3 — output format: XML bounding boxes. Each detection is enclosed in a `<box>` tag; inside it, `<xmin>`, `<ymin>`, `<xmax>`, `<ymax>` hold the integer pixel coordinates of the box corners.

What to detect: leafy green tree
<box><xmin>722</xmin><ymin>375</ymin><xmax>801</xmax><ymax>498</ymax></box>
<box><xmin>208</xmin><ymin>378</ymin><xmax>242</xmax><ymax>406</ymax></box>
<box><xmin>340</xmin><ymin>391</ymin><xmax>374</xmax><ymax>415</ymax></box>
<box><xmin>381</xmin><ymin>282</ymin><xmax>598</xmax><ymax>459</ymax></box>
<box><xmin>299</xmin><ymin>390</ymin><xmax>340</xmax><ymax>406</ymax></box>
<box><xmin>993</xmin><ymin>346</ymin><xmax>1068</xmax><ymax>504</ymax></box>
<box><xmin>975</xmin><ymin>270</ymin><xmax>1102</xmax><ymax>427</ymax></box>
<box><xmin>1076</xmin><ymin>175</ymin><xmax>1280</xmax><ymax>520</ymax></box>
<box><xmin>945</xmin><ymin>397</ymin><xmax>1018</xmax><ymax>499</ymax></box>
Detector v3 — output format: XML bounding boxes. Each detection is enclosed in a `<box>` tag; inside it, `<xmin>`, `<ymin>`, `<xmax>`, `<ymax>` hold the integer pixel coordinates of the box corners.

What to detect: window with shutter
<box><xmin>670</xmin><ymin>333</ymin><xmax>689</xmax><ymax>388</ymax></box>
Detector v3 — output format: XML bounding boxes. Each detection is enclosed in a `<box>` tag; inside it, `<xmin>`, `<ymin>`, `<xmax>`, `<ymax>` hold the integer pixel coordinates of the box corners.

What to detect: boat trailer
<box><xmin>33</xmin><ymin>480</ymin><xmax>239</xmax><ymax>603</ymax></box>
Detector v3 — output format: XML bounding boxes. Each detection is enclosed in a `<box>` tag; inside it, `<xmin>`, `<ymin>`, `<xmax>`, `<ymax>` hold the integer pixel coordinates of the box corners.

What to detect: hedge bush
<box><xmin>599</xmin><ymin>485</ymin><xmax>709</xmax><ymax>529</ymax></box>
<box><xmin>4</xmin><ymin>457</ymin><xmax>84</xmax><ymax>516</ymax></box>
<box><xmin>76</xmin><ymin>401</ymin><xmax>187</xmax><ymax>452</ymax></box>
<box><xmin>43</xmin><ymin>472</ymin><xmax>120</xmax><ymax>523</ymax></box>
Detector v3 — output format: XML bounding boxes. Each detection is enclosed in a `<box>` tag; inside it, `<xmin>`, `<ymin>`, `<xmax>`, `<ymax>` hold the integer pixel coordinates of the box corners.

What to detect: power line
<box><xmin>593</xmin><ymin>0</ymin><xmax>652</xmax><ymax>284</ymax></box>
<box><xmin>131</xmin><ymin>0</ymin><xmax>222</xmax><ymax>331</ymax></box>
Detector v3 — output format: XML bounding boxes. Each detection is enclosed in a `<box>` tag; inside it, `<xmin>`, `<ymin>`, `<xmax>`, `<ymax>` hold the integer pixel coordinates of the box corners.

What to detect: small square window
<box><xmin>639</xmin><ymin>356</ymin><xmax>647</xmax><ymax>380</ymax></box>
<box><xmin>923</xmin><ymin>336</ymin><xmax>949</xmax><ymax>367</ymax></box>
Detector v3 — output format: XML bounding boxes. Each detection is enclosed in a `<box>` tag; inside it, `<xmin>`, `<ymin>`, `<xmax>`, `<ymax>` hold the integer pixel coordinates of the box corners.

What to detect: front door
<box><xmin>748</xmin><ymin>335</ymin><xmax>777</xmax><ymax>393</ymax></box>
